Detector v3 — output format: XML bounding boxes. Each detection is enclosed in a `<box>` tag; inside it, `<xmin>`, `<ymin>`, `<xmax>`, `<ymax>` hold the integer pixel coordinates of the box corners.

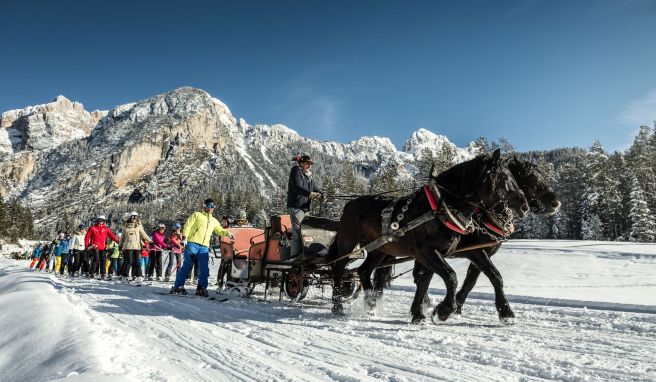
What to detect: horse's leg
<box><xmin>413</xmin><ymin>262</ymin><xmax>433</xmax><ymax>307</ymax></box>
<box><xmin>331</xmin><ymin>258</ymin><xmax>348</xmax><ymax>315</ymax></box>
<box><xmin>357</xmin><ymin>253</ymin><xmax>385</xmax><ymax>312</ymax></box>
<box><xmin>372</xmin><ymin>256</ymin><xmax>393</xmax><ymax>295</ymax></box>
<box><xmin>455</xmin><ymin>261</ymin><xmax>482</xmax><ymax>315</ymax></box>
<box><xmin>410</xmin><ymin>264</ymin><xmax>434</xmax><ymax>324</ymax></box>
<box><xmin>468</xmin><ymin>249</ymin><xmax>515</xmax><ymax>325</ymax></box>
<box><xmin>418</xmin><ymin>249</ymin><xmax>458</xmax><ymax>322</ymax></box>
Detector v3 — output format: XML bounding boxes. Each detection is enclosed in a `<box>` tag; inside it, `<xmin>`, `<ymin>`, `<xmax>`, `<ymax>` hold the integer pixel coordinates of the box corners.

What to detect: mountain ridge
<box><xmin>0</xmin><ymin>87</ymin><xmax>488</xmax><ymax>235</ymax></box>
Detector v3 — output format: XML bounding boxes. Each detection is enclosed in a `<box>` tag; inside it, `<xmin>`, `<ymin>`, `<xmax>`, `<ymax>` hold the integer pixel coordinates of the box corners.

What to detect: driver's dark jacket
<box><xmin>286</xmin><ymin>166</ymin><xmax>320</xmax><ymax>212</ymax></box>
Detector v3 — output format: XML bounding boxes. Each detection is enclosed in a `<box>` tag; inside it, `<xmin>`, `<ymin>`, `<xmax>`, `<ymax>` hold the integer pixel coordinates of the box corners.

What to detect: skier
<box><xmin>69</xmin><ymin>225</ymin><xmax>87</xmax><ymax>277</ymax></box>
<box><xmin>37</xmin><ymin>243</ymin><xmax>52</xmax><ymax>271</ymax></box>
<box><xmin>59</xmin><ymin>233</ymin><xmax>71</xmax><ymax>276</ymax></box>
<box><xmin>106</xmin><ymin>237</ymin><xmax>121</xmax><ymax>279</ymax></box>
<box><xmin>147</xmin><ymin>223</ymin><xmax>170</xmax><ymax>281</ymax></box>
<box><xmin>118</xmin><ymin>211</ymin><xmax>151</xmax><ymax>285</ymax></box>
<box><xmin>84</xmin><ymin>215</ymin><xmax>119</xmax><ymax>280</ymax></box>
<box><xmin>164</xmin><ymin>222</ymin><xmax>183</xmax><ymax>282</ymax></box>
<box><xmin>171</xmin><ymin>198</ymin><xmax>233</xmax><ymax>297</ymax></box>
<box><xmin>29</xmin><ymin>244</ymin><xmax>43</xmax><ymax>270</ymax></box>
<box><xmin>52</xmin><ymin>233</ymin><xmax>64</xmax><ymax>274</ymax></box>
<box><xmin>286</xmin><ymin>154</ymin><xmax>324</xmax><ymax>259</ymax></box>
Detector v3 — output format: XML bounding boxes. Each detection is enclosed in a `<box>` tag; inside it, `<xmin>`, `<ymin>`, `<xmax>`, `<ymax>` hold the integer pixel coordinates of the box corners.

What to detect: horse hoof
<box><xmin>432</xmin><ymin>303</ymin><xmax>455</xmax><ymax>323</ymax></box>
<box><xmin>411</xmin><ymin>313</ymin><xmax>426</xmax><ymax>325</ymax></box>
<box><xmin>499</xmin><ymin>316</ymin><xmax>516</xmax><ymax>325</ymax></box>
<box><xmin>430</xmin><ymin>311</ymin><xmax>445</xmax><ymax>325</ymax></box>
<box><xmin>332</xmin><ymin>305</ymin><xmax>345</xmax><ymax>316</ymax></box>
<box><xmin>498</xmin><ymin>305</ymin><xmax>515</xmax><ymax>325</ymax></box>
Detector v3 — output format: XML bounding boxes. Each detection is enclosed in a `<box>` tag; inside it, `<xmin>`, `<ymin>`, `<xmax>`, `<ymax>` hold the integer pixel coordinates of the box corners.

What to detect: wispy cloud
<box><xmin>620</xmin><ymin>89</ymin><xmax>656</xmax><ymax>126</ymax></box>
<box><xmin>277</xmin><ymin>76</ymin><xmax>343</xmax><ymax>139</ymax></box>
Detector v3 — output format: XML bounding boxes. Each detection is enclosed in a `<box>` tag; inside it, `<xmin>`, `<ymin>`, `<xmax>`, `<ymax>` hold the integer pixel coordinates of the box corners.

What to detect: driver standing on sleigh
<box><xmin>286</xmin><ymin>154</ymin><xmax>324</xmax><ymax>260</ymax></box>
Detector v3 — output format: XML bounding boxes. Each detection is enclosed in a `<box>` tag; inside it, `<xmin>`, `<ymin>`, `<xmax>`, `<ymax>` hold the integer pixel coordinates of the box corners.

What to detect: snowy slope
<box><xmin>0</xmin><ymin>240</ymin><xmax>655</xmax><ymax>382</ymax></box>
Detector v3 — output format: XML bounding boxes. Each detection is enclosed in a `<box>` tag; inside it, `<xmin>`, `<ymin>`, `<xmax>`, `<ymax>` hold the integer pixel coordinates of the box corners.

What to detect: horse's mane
<box><xmin>435</xmin><ymin>154</ymin><xmax>490</xmax><ymax>199</ymax></box>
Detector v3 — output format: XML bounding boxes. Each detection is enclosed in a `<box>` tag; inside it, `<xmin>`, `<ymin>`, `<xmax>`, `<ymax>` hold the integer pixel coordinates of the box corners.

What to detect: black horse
<box><xmin>328</xmin><ymin>149</ymin><xmax>529</xmax><ymax>321</ymax></box>
<box><xmin>375</xmin><ymin>156</ymin><xmax>561</xmax><ymax>324</ymax></box>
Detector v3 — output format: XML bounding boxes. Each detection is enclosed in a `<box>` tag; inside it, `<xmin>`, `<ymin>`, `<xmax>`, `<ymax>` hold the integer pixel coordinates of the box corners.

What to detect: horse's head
<box><xmin>507</xmin><ymin>156</ymin><xmax>561</xmax><ymax>216</ymax></box>
<box><xmin>432</xmin><ymin>149</ymin><xmax>528</xmax><ymax>219</ymax></box>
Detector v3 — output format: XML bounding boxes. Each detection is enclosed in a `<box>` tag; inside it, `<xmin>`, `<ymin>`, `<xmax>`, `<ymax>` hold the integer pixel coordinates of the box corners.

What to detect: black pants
<box><xmin>69</xmin><ymin>250</ymin><xmax>83</xmax><ymax>275</ymax></box>
<box><xmin>89</xmin><ymin>249</ymin><xmax>108</xmax><ymax>277</ymax></box>
<box><xmin>79</xmin><ymin>251</ymin><xmax>91</xmax><ymax>274</ymax></box>
<box><xmin>59</xmin><ymin>253</ymin><xmax>70</xmax><ymax>275</ymax></box>
<box><xmin>147</xmin><ymin>250</ymin><xmax>163</xmax><ymax>278</ymax></box>
<box><xmin>122</xmin><ymin>250</ymin><xmax>142</xmax><ymax>278</ymax></box>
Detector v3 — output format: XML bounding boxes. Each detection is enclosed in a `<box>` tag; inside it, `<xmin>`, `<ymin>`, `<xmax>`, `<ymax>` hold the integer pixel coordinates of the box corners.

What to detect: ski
<box><xmin>155</xmin><ymin>292</ymin><xmax>229</xmax><ymax>302</ymax></box>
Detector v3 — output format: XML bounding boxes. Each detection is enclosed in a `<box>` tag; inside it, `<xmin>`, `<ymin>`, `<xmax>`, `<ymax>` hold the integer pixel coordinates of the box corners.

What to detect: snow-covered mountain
<box><xmin>0</xmin><ymin>87</ymin><xmax>477</xmax><ymax>235</ymax></box>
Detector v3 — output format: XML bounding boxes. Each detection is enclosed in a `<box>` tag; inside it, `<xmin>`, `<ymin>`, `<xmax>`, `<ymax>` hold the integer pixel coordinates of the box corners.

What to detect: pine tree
<box><xmin>581</xmin><ymin>214</ymin><xmax>603</xmax><ymax>241</ymax></box>
<box><xmin>554</xmin><ymin>162</ymin><xmax>584</xmax><ymax>239</ymax></box>
<box><xmin>472</xmin><ymin>136</ymin><xmax>490</xmax><ymax>154</ymax></box>
<box><xmin>369</xmin><ymin>161</ymin><xmax>400</xmax><ymax>195</ymax></box>
<box><xmin>628</xmin><ymin>176</ymin><xmax>656</xmax><ymax>242</ymax></box>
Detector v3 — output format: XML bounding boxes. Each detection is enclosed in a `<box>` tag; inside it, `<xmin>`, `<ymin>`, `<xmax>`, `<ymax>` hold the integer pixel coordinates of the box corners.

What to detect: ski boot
<box><xmin>195</xmin><ymin>286</ymin><xmax>209</xmax><ymax>297</ymax></box>
<box><xmin>171</xmin><ymin>286</ymin><xmax>188</xmax><ymax>295</ymax></box>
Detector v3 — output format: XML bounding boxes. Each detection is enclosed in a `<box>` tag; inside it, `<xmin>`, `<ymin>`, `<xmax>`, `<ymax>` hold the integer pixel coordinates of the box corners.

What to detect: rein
<box><xmin>326</xmin><ymin>187</ymin><xmax>420</xmax><ymax>200</ymax></box>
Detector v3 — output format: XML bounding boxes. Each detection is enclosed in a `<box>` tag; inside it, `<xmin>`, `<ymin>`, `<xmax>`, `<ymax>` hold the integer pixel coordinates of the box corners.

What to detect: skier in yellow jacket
<box><xmin>171</xmin><ymin>198</ymin><xmax>233</xmax><ymax>297</ymax></box>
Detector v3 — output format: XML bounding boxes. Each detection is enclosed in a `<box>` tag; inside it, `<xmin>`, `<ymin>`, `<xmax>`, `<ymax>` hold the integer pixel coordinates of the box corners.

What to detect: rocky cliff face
<box><xmin>0</xmin><ymin>87</ymin><xmax>476</xmax><ymax>236</ymax></box>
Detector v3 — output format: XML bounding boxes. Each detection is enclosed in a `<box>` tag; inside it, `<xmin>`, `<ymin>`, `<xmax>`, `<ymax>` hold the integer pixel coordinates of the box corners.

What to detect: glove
<box><xmin>309</xmin><ymin>192</ymin><xmax>321</xmax><ymax>200</ymax></box>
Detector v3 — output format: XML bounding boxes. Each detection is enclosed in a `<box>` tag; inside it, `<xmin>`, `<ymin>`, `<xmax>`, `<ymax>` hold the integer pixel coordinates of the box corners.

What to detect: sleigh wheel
<box><xmin>283</xmin><ymin>270</ymin><xmax>309</xmax><ymax>301</ymax></box>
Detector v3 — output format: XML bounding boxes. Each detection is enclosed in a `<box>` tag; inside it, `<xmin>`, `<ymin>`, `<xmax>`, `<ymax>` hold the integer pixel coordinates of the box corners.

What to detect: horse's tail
<box><xmin>373</xmin><ymin>265</ymin><xmax>393</xmax><ymax>290</ymax></box>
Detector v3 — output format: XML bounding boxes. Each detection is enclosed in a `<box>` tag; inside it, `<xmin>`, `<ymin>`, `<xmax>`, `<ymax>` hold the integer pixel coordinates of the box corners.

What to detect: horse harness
<box><xmin>338</xmin><ymin>181</ymin><xmax>513</xmax><ymax>262</ymax></box>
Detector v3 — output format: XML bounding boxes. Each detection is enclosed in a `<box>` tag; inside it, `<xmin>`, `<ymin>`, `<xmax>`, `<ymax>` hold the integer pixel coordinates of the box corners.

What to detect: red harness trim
<box><xmin>483</xmin><ymin>221</ymin><xmax>508</xmax><ymax>237</ymax></box>
<box><xmin>424</xmin><ymin>185</ymin><xmax>469</xmax><ymax>235</ymax></box>
<box><xmin>445</xmin><ymin>221</ymin><xmax>469</xmax><ymax>235</ymax></box>
<box><xmin>423</xmin><ymin>185</ymin><xmax>439</xmax><ymax>210</ymax></box>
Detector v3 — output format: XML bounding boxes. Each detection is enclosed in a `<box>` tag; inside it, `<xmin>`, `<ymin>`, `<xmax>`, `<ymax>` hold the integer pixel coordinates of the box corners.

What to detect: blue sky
<box><xmin>1</xmin><ymin>0</ymin><xmax>656</xmax><ymax>152</ymax></box>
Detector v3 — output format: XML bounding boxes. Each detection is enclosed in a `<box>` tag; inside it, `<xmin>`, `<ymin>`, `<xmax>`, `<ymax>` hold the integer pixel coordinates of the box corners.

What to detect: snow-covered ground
<box><xmin>1</xmin><ymin>240</ymin><xmax>654</xmax><ymax>382</ymax></box>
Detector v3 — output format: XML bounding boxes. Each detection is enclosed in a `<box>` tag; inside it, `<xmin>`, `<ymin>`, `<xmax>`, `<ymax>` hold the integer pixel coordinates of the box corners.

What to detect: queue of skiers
<box><xmin>26</xmin><ymin>199</ymin><xmax>234</xmax><ymax>296</ymax></box>
<box><xmin>27</xmin><ymin>212</ymin><xmax>198</xmax><ymax>288</ymax></box>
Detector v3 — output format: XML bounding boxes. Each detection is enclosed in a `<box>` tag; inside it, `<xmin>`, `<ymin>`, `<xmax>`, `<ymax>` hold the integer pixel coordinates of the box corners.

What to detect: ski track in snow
<box><xmin>1</xmin><ymin>240</ymin><xmax>656</xmax><ymax>382</ymax></box>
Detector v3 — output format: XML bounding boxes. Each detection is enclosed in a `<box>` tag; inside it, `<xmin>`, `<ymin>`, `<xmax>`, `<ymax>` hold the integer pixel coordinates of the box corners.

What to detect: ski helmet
<box><xmin>97</xmin><ymin>214</ymin><xmax>107</xmax><ymax>221</ymax></box>
<box><xmin>130</xmin><ymin>211</ymin><xmax>139</xmax><ymax>217</ymax></box>
<box><xmin>173</xmin><ymin>222</ymin><xmax>182</xmax><ymax>229</ymax></box>
<box><xmin>204</xmin><ymin>198</ymin><xmax>216</xmax><ymax>209</ymax></box>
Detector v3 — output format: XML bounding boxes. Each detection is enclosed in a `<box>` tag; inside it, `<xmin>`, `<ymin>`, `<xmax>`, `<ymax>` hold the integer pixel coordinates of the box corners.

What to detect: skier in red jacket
<box><xmin>84</xmin><ymin>215</ymin><xmax>119</xmax><ymax>280</ymax></box>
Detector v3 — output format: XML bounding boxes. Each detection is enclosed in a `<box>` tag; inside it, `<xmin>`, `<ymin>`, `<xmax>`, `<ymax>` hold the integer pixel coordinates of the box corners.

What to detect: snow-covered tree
<box><xmin>581</xmin><ymin>214</ymin><xmax>603</xmax><ymax>241</ymax></box>
<box><xmin>628</xmin><ymin>176</ymin><xmax>656</xmax><ymax>242</ymax></box>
